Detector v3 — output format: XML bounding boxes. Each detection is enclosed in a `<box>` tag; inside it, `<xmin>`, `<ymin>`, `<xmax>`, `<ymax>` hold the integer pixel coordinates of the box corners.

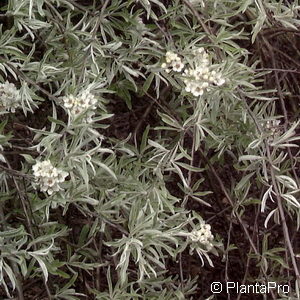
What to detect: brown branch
<box><xmin>3</xmin><ymin>61</ymin><xmax>59</xmax><ymax>102</ymax></box>
<box><xmin>181</xmin><ymin>0</ymin><xmax>223</xmax><ymax>59</ymax></box>
<box><xmin>0</xmin><ymin>164</ymin><xmax>34</xmax><ymax>179</ymax></box>
<box><xmin>256</xmin><ymin>68</ymin><xmax>300</xmax><ymax>74</ymax></box>
<box><xmin>149</xmin><ymin>88</ymin><xmax>276</xmax><ymax>297</ymax></box>
<box><xmin>181</xmin><ymin>0</ymin><xmax>213</xmax><ymax>37</ymax></box>
<box><xmin>261</xmin><ymin>36</ymin><xmax>300</xmax><ymax>188</ymax></box>
<box><xmin>240</xmin><ymin>91</ymin><xmax>300</xmax><ymax>286</ymax></box>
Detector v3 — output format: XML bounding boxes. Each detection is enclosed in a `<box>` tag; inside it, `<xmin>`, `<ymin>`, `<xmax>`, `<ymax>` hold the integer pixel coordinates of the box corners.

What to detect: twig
<box><xmin>133</xmin><ymin>100</ymin><xmax>156</xmax><ymax>147</ymax></box>
<box><xmin>74</xmin><ymin>204</ymin><xmax>129</xmax><ymax>236</ymax></box>
<box><xmin>181</xmin><ymin>0</ymin><xmax>223</xmax><ymax>59</ymax></box>
<box><xmin>198</xmin><ymin>146</ymin><xmax>276</xmax><ymax>299</ymax></box>
<box><xmin>197</xmin><ymin>148</ymin><xmax>259</xmax><ymax>255</ymax></box>
<box><xmin>182</xmin><ymin>124</ymin><xmax>196</xmax><ymax>207</ymax></box>
<box><xmin>94</xmin><ymin>232</ymin><xmax>104</xmax><ymax>292</ymax></box>
<box><xmin>225</xmin><ymin>220</ymin><xmax>233</xmax><ymax>300</ymax></box>
<box><xmin>261</xmin><ymin>36</ymin><xmax>300</xmax><ymax>188</ymax></box>
<box><xmin>206</xmin><ymin>205</ymin><xmax>232</xmax><ymax>223</ymax></box>
<box><xmin>179</xmin><ymin>252</ymin><xmax>184</xmax><ymax>287</ymax></box>
<box><xmin>181</xmin><ymin>0</ymin><xmax>213</xmax><ymax>37</ymax></box>
<box><xmin>66</xmin><ymin>0</ymin><xmax>95</xmax><ymax>14</ymax></box>
<box><xmin>240</xmin><ymin>92</ymin><xmax>300</xmax><ymax>287</ymax></box>
<box><xmin>154</xmin><ymin>92</ymin><xmax>277</xmax><ymax>298</ymax></box>
<box><xmin>2</xmin><ymin>161</ymin><xmax>53</xmax><ymax>299</ymax></box>
<box><xmin>3</xmin><ymin>160</ymin><xmax>35</xmax><ymax>239</ymax></box>
<box><xmin>237</xmin><ymin>203</ymin><xmax>261</xmax><ymax>300</ymax></box>
<box><xmin>3</xmin><ymin>61</ymin><xmax>59</xmax><ymax>102</ymax></box>
<box><xmin>270</xmin><ymin>45</ymin><xmax>300</xmax><ymax>70</ymax></box>
<box><xmin>0</xmin><ymin>164</ymin><xmax>34</xmax><ymax>179</ymax></box>
<box><xmin>154</xmin><ymin>20</ymin><xmax>173</xmax><ymax>46</ymax></box>
<box><xmin>256</xmin><ymin>68</ymin><xmax>300</xmax><ymax>74</ymax></box>
<box><xmin>267</xmin><ymin>145</ymin><xmax>300</xmax><ymax>283</ymax></box>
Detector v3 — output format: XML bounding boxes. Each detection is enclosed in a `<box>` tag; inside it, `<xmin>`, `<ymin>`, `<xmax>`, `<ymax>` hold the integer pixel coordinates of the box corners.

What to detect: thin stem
<box><xmin>261</xmin><ymin>36</ymin><xmax>300</xmax><ymax>189</ymax></box>
<box><xmin>182</xmin><ymin>125</ymin><xmax>196</xmax><ymax>207</ymax></box>
<box><xmin>241</xmin><ymin>92</ymin><xmax>300</xmax><ymax>287</ymax></box>
<box><xmin>0</xmin><ymin>204</ymin><xmax>25</xmax><ymax>300</ymax></box>
<box><xmin>179</xmin><ymin>252</ymin><xmax>184</xmax><ymax>287</ymax></box>
<box><xmin>225</xmin><ymin>220</ymin><xmax>232</xmax><ymax>300</ymax></box>
<box><xmin>152</xmin><ymin>91</ymin><xmax>276</xmax><ymax>298</ymax></box>
<box><xmin>0</xmin><ymin>164</ymin><xmax>34</xmax><ymax>179</ymax></box>
<box><xmin>197</xmin><ymin>146</ymin><xmax>276</xmax><ymax>300</ymax></box>
<box><xmin>237</xmin><ymin>204</ymin><xmax>261</xmax><ymax>300</ymax></box>
<box><xmin>4</xmin><ymin>160</ymin><xmax>35</xmax><ymax>240</ymax></box>
<box><xmin>3</xmin><ymin>61</ymin><xmax>59</xmax><ymax>102</ymax></box>
<box><xmin>266</xmin><ymin>145</ymin><xmax>300</xmax><ymax>283</ymax></box>
<box><xmin>2</xmin><ymin>160</ymin><xmax>53</xmax><ymax>297</ymax></box>
<box><xmin>181</xmin><ymin>0</ymin><xmax>223</xmax><ymax>59</ymax></box>
<box><xmin>256</xmin><ymin>68</ymin><xmax>300</xmax><ymax>75</ymax></box>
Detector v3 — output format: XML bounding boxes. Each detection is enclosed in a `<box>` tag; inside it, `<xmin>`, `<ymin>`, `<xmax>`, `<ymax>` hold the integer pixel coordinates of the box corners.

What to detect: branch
<box><xmin>3</xmin><ymin>61</ymin><xmax>59</xmax><ymax>102</ymax></box>
<box><xmin>0</xmin><ymin>164</ymin><xmax>34</xmax><ymax>179</ymax></box>
<box><xmin>240</xmin><ymin>91</ymin><xmax>300</xmax><ymax>286</ymax></box>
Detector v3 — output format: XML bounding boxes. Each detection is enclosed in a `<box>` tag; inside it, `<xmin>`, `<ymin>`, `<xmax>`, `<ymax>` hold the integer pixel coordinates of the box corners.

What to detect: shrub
<box><xmin>0</xmin><ymin>0</ymin><xmax>300</xmax><ymax>299</ymax></box>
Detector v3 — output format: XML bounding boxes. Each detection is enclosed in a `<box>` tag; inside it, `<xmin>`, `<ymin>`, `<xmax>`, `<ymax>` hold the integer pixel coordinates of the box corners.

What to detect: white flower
<box><xmin>62</xmin><ymin>90</ymin><xmax>98</xmax><ymax>122</ymax></box>
<box><xmin>171</xmin><ymin>60</ymin><xmax>184</xmax><ymax>72</ymax></box>
<box><xmin>189</xmin><ymin>223</ymin><xmax>214</xmax><ymax>248</ymax></box>
<box><xmin>182</xmin><ymin>48</ymin><xmax>225</xmax><ymax>97</ymax></box>
<box><xmin>63</xmin><ymin>95</ymin><xmax>76</xmax><ymax>109</ymax></box>
<box><xmin>0</xmin><ymin>81</ymin><xmax>21</xmax><ymax>113</ymax></box>
<box><xmin>57</xmin><ymin>170</ymin><xmax>68</xmax><ymax>182</ymax></box>
<box><xmin>190</xmin><ymin>84</ymin><xmax>204</xmax><ymax>97</ymax></box>
<box><xmin>213</xmin><ymin>73</ymin><xmax>225</xmax><ymax>86</ymax></box>
<box><xmin>166</xmin><ymin>51</ymin><xmax>179</xmax><ymax>63</ymax></box>
<box><xmin>32</xmin><ymin>160</ymin><xmax>68</xmax><ymax>195</ymax></box>
<box><xmin>162</xmin><ymin>48</ymin><xmax>225</xmax><ymax>98</ymax></box>
<box><xmin>80</xmin><ymin>90</ymin><xmax>97</xmax><ymax>109</ymax></box>
<box><xmin>216</xmin><ymin>78</ymin><xmax>225</xmax><ymax>86</ymax></box>
<box><xmin>44</xmin><ymin>177</ymin><xmax>56</xmax><ymax>187</ymax></box>
<box><xmin>185</xmin><ymin>82</ymin><xmax>192</xmax><ymax>93</ymax></box>
<box><xmin>162</xmin><ymin>51</ymin><xmax>184</xmax><ymax>73</ymax></box>
<box><xmin>193</xmin><ymin>47</ymin><xmax>205</xmax><ymax>55</ymax></box>
<box><xmin>265</xmin><ymin>119</ymin><xmax>280</xmax><ymax>130</ymax></box>
<box><xmin>263</xmin><ymin>119</ymin><xmax>282</xmax><ymax>142</ymax></box>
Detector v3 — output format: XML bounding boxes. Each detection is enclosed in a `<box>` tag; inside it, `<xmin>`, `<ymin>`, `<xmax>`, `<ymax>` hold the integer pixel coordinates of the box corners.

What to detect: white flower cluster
<box><xmin>0</xmin><ymin>81</ymin><xmax>21</xmax><ymax>113</ymax></box>
<box><xmin>265</xmin><ymin>119</ymin><xmax>281</xmax><ymax>131</ymax></box>
<box><xmin>62</xmin><ymin>90</ymin><xmax>97</xmax><ymax>122</ymax></box>
<box><xmin>263</xmin><ymin>119</ymin><xmax>282</xmax><ymax>142</ymax></box>
<box><xmin>161</xmin><ymin>48</ymin><xmax>225</xmax><ymax>97</ymax></box>
<box><xmin>190</xmin><ymin>223</ymin><xmax>214</xmax><ymax>249</ymax></box>
<box><xmin>32</xmin><ymin>160</ymin><xmax>68</xmax><ymax>195</ymax></box>
<box><xmin>161</xmin><ymin>51</ymin><xmax>185</xmax><ymax>73</ymax></box>
<box><xmin>183</xmin><ymin>47</ymin><xmax>225</xmax><ymax>97</ymax></box>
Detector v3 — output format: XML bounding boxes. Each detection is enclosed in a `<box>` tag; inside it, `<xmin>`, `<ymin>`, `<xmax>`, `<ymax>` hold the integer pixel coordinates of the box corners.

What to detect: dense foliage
<box><xmin>1</xmin><ymin>0</ymin><xmax>300</xmax><ymax>299</ymax></box>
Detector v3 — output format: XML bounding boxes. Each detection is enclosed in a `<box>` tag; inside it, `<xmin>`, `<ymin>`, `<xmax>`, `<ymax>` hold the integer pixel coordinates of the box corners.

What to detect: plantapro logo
<box><xmin>211</xmin><ymin>281</ymin><xmax>290</xmax><ymax>294</ymax></box>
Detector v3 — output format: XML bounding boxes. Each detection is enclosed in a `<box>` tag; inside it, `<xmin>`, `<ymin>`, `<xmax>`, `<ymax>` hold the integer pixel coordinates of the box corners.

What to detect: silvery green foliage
<box><xmin>0</xmin><ymin>0</ymin><xmax>300</xmax><ymax>298</ymax></box>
